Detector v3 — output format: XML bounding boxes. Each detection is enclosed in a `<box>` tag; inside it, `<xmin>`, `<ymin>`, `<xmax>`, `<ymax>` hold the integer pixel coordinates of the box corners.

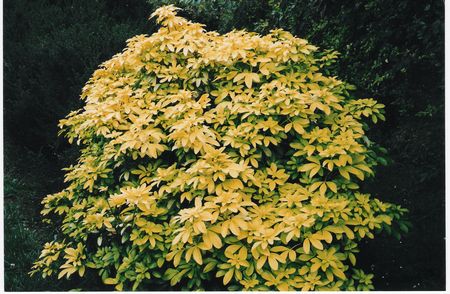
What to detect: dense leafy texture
<box><xmin>148</xmin><ymin>0</ymin><xmax>445</xmax><ymax>289</ymax></box>
<box><xmin>30</xmin><ymin>6</ymin><xmax>408</xmax><ymax>290</ymax></box>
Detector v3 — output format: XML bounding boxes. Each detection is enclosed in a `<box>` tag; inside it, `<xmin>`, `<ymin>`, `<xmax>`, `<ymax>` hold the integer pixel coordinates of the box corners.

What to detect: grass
<box><xmin>3</xmin><ymin>144</ymin><xmax>84</xmax><ymax>291</ymax></box>
<box><xmin>4</xmin><ymin>199</ymin><xmax>64</xmax><ymax>291</ymax></box>
<box><xmin>4</xmin><ymin>168</ymin><xmax>66</xmax><ymax>291</ymax></box>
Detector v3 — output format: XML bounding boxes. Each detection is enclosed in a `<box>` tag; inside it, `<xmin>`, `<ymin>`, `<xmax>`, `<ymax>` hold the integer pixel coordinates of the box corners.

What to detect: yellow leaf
<box><xmin>157</xmin><ymin>257</ymin><xmax>165</xmax><ymax>268</ymax></box>
<box><xmin>244</xmin><ymin>74</ymin><xmax>253</xmax><ymax>88</ymax></box>
<box><xmin>321</xmin><ymin>230</ymin><xmax>333</xmax><ymax>243</ymax></box>
<box><xmin>223</xmin><ymin>268</ymin><xmax>234</xmax><ymax>285</ymax></box>
<box><xmin>203</xmin><ymin>261</ymin><xmax>217</xmax><ymax>273</ymax></box>
<box><xmin>104</xmin><ymin>277</ymin><xmax>118</xmax><ymax>285</ymax></box>
<box><xmin>303</xmin><ymin>239</ymin><xmax>311</xmax><ymax>254</ymax></box>
<box><xmin>343</xmin><ymin>226</ymin><xmax>355</xmax><ymax>239</ymax></box>
<box><xmin>185</xmin><ymin>247</ymin><xmax>194</xmax><ymax>262</ymax></box>
<box><xmin>115</xmin><ymin>283</ymin><xmax>124</xmax><ymax>291</ymax></box>
<box><xmin>338</xmin><ymin>168</ymin><xmax>350</xmax><ymax>180</ymax></box>
<box><xmin>284</xmin><ymin>123</ymin><xmax>292</xmax><ymax>132</ymax></box>
<box><xmin>209</xmin><ymin>231</ymin><xmax>223</xmax><ymax>249</ymax></box>
<box><xmin>309</xmin><ymin>181</ymin><xmax>322</xmax><ymax>192</ymax></box>
<box><xmin>238</xmin><ymin>247</ymin><xmax>248</xmax><ymax>260</ymax></box>
<box><xmin>298</xmin><ymin>163</ymin><xmax>317</xmax><ymax>172</ymax></box>
<box><xmin>332</xmin><ymin>268</ymin><xmax>346</xmax><ymax>280</ymax></box>
<box><xmin>293</xmin><ymin>121</ymin><xmax>305</xmax><ymax>134</ymax></box>
<box><xmin>192</xmin><ymin>247</ymin><xmax>203</xmax><ymax>265</ymax></box>
<box><xmin>78</xmin><ymin>266</ymin><xmax>85</xmax><ymax>277</ymax></box>
<box><xmin>348</xmin><ymin>253</ymin><xmax>356</xmax><ymax>266</ymax></box>
<box><xmin>225</xmin><ymin>244</ymin><xmax>241</xmax><ymax>257</ymax></box>
<box><xmin>326</xmin><ymin>269</ymin><xmax>334</xmax><ymax>281</ymax></box>
<box><xmin>202</xmin><ymin>233</ymin><xmax>212</xmax><ymax>250</ymax></box>
<box><xmin>310</xmin><ymin>262</ymin><xmax>321</xmax><ymax>272</ymax></box>
<box><xmin>324</xmin><ymin>225</ymin><xmax>345</xmax><ymax>234</ymax></box>
<box><xmin>256</xmin><ymin>255</ymin><xmax>267</xmax><ymax>269</ymax></box>
<box><xmin>326</xmin><ymin>181</ymin><xmax>338</xmax><ymax>193</ymax></box>
<box><xmin>355</xmin><ymin>164</ymin><xmax>373</xmax><ymax>174</ymax></box>
<box><xmin>346</xmin><ymin>166</ymin><xmax>365</xmax><ymax>180</ymax></box>
<box><xmin>310</xmin><ymin>166</ymin><xmax>320</xmax><ymax>178</ymax></box>
<box><xmin>299</xmin><ymin>266</ymin><xmax>309</xmax><ymax>275</ymax></box>
<box><xmin>174</xmin><ymin>251</ymin><xmax>182</xmax><ymax>267</ymax></box>
<box><xmin>319</xmin><ymin>182</ymin><xmax>327</xmax><ymax>196</ymax></box>
<box><xmin>277</xmin><ymin>283</ymin><xmax>289</xmax><ymax>291</ymax></box>
<box><xmin>288</xmin><ymin>249</ymin><xmax>296</xmax><ymax>261</ymax></box>
<box><xmin>310</xmin><ymin>238</ymin><xmax>323</xmax><ymax>250</ymax></box>
<box><xmin>268</xmin><ymin>256</ymin><xmax>278</xmax><ymax>270</ymax></box>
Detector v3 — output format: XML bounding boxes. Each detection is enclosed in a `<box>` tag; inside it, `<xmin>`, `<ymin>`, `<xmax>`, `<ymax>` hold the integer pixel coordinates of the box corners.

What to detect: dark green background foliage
<box><xmin>4</xmin><ymin>0</ymin><xmax>444</xmax><ymax>290</ymax></box>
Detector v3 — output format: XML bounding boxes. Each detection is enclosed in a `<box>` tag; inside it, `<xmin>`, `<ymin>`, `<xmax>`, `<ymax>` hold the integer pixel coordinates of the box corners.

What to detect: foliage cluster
<box><xmin>4</xmin><ymin>0</ymin><xmax>153</xmax><ymax>290</ymax></box>
<box><xmin>31</xmin><ymin>6</ymin><xmax>408</xmax><ymax>291</ymax></box>
<box><xmin>148</xmin><ymin>0</ymin><xmax>445</xmax><ymax>289</ymax></box>
<box><xmin>4</xmin><ymin>0</ymin><xmax>444</xmax><ymax>291</ymax></box>
<box><xmin>4</xmin><ymin>144</ymin><xmax>108</xmax><ymax>291</ymax></box>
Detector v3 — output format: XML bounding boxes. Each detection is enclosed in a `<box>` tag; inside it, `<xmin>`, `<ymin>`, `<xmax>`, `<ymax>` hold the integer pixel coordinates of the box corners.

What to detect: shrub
<box><xmin>31</xmin><ymin>5</ymin><xmax>408</xmax><ymax>291</ymax></box>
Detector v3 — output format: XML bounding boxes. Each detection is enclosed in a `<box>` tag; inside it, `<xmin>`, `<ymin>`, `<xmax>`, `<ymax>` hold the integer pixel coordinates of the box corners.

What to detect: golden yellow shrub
<box><xmin>31</xmin><ymin>5</ymin><xmax>408</xmax><ymax>290</ymax></box>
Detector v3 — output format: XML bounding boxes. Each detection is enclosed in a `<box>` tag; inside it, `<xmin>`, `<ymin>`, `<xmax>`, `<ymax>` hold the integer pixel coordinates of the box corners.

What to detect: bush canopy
<box><xmin>31</xmin><ymin>5</ymin><xmax>408</xmax><ymax>291</ymax></box>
